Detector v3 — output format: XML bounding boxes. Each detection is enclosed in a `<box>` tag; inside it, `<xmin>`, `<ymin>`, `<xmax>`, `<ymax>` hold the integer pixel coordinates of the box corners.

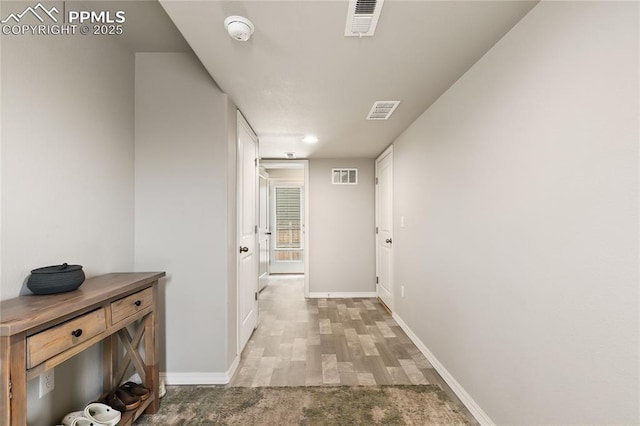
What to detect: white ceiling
<box><xmin>160</xmin><ymin>0</ymin><xmax>537</xmax><ymax>159</ymax></box>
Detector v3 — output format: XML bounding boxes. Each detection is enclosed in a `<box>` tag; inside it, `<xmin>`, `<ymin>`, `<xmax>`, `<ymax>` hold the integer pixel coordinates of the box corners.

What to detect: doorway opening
<box><xmin>259</xmin><ymin>160</ymin><xmax>309</xmax><ymax>298</ymax></box>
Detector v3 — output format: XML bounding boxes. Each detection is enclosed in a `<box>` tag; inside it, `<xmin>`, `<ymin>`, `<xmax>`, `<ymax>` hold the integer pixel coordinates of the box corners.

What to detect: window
<box><xmin>274</xmin><ymin>186</ymin><xmax>302</xmax><ymax>261</ymax></box>
<box><xmin>332</xmin><ymin>168</ymin><xmax>358</xmax><ymax>184</ymax></box>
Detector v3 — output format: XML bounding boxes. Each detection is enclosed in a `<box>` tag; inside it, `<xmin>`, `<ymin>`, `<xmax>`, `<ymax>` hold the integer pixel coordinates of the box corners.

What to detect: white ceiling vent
<box><xmin>345</xmin><ymin>0</ymin><xmax>385</xmax><ymax>37</ymax></box>
<box><xmin>366</xmin><ymin>101</ymin><xmax>400</xmax><ymax>120</ymax></box>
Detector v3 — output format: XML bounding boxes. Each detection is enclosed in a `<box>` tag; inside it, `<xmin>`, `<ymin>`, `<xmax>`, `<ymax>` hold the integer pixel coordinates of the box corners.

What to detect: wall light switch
<box><xmin>400</xmin><ymin>216</ymin><xmax>405</xmax><ymax>228</ymax></box>
<box><xmin>401</xmin><ymin>285</ymin><xmax>405</xmax><ymax>298</ymax></box>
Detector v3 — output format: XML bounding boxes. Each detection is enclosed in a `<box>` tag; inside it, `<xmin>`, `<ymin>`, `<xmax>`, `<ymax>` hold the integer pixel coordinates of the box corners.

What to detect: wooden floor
<box><xmin>229</xmin><ymin>275</ymin><xmax>478</xmax><ymax>424</ymax></box>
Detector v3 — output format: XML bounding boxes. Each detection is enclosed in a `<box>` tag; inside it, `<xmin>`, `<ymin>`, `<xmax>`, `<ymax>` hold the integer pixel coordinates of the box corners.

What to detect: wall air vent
<box><xmin>366</xmin><ymin>101</ymin><xmax>400</xmax><ymax>120</ymax></box>
<box><xmin>345</xmin><ymin>0</ymin><xmax>385</xmax><ymax>37</ymax></box>
<box><xmin>285</xmin><ymin>152</ymin><xmax>296</xmax><ymax>159</ymax></box>
<box><xmin>332</xmin><ymin>168</ymin><xmax>358</xmax><ymax>184</ymax></box>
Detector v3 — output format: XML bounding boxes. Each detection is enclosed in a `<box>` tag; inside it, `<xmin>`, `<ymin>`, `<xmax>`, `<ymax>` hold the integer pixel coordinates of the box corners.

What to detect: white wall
<box><xmin>1</xmin><ymin>33</ymin><xmax>134</xmax><ymax>424</ymax></box>
<box><xmin>266</xmin><ymin>168</ymin><xmax>304</xmax><ymax>180</ymax></box>
<box><xmin>392</xmin><ymin>1</ymin><xmax>638</xmax><ymax>424</ymax></box>
<box><xmin>309</xmin><ymin>159</ymin><xmax>375</xmax><ymax>295</ymax></box>
<box><xmin>134</xmin><ymin>53</ymin><xmax>238</xmax><ymax>380</ymax></box>
<box><xmin>224</xmin><ymin>97</ymin><xmax>239</xmax><ymax>371</ymax></box>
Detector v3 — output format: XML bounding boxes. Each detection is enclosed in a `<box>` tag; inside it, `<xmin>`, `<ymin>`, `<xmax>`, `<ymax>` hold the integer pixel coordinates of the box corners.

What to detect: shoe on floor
<box><xmin>70</xmin><ymin>417</ymin><xmax>99</xmax><ymax>426</ymax></box>
<box><xmin>84</xmin><ymin>402</ymin><xmax>121</xmax><ymax>426</ymax></box>
<box><xmin>120</xmin><ymin>381</ymin><xmax>151</xmax><ymax>401</ymax></box>
<box><xmin>106</xmin><ymin>388</ymin><xmax>141</xmax><ymax>411</ymax></box>
<box><xmin>61</xmin><ymin>411</ymin><xmax>84</xmax><ymax>426</ymax></box>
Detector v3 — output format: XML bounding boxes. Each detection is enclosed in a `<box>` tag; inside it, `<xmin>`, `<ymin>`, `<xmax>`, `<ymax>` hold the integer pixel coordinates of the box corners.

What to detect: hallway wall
<box><xmin>392</xmin><ymin>1</ymin><xmax>639</xmax><ymax>424</ymax></box>
<box><xmin>135</xmin><ymin>53</ymin><xmax>238</xmax><ymax>381</ymax></box>
<box><xmin>1</xmin><ymin>31</ymin><xmax>135</xmax><ymax>424</ymax></box>
<box><xmin>309</xmin><ymin>159</ymin><xmax>375</xmax><ymax>296</ymax></box>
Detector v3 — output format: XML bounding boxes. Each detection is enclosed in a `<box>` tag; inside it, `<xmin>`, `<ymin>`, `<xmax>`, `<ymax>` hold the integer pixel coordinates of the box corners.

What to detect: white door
<box><xmin>258</xmin><ymin>169</ymin><xmax>270</xmax><ymax>290</ymax></box>
<box><xmin>269</xmin><ymin>183</ymin><xmax>305</xmax><ymax>274</ymax></box>
<box><xmin>376</xmin><ymin>146</ymin><xmax>393</xmax><ymax>311</ymax></box>
<box><xmin>237</xmin><ymin>112</ymin><xmax>258</xmax><ymax>352</ymax></box>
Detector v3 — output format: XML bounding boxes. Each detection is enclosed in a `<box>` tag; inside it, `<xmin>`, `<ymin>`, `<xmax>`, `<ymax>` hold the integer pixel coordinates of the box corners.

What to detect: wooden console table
<box><xmin>0</xmin><ymin>272</ymin><xmax>165</xmax><ymax>425</ymax></box>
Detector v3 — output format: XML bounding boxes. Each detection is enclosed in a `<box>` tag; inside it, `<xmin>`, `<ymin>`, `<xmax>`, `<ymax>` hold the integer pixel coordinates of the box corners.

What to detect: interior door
<box><xmin>237</xmin><ymin>112</ymin><xmax>258</xmax><ymax>352</ymax></box>
<box><xmin>269</xmin><ymin>183</ymin><xmax>304</xmax><ymax>274</ymax></box>
<box><xmin>258</xmin><ymin>169</ymin><xmax>270</xmax><ymax>290</ymax></box>
<box><xmin>376</xmin><ymin>146</ymin><xmax>393</xmax><ymax>311</ymax></box>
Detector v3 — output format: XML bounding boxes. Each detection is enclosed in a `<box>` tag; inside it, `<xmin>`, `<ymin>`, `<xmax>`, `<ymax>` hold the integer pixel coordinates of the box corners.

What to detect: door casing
<box><xmin>258</xmin><ymin>169</ymin><xmax>270</xmax><ymax>290</ymax></box>
<box><xmin>260</xmin><ymin>160</ymin><xmax>310</xmax><ymax>297</ymax></box>
<box><xmin>269</xmin><ymin>181</ymin><xmax>305</xmax><ymax>274</ymax></box>
<box><xmin>375</xmin><ymin>145</ymin><xmax>394</xmax><ymax>311</ymax></box>
<box><xmin>236</xmin><ymin>111</ymin><xmax>259</xmax><ymax>354</ymax></box>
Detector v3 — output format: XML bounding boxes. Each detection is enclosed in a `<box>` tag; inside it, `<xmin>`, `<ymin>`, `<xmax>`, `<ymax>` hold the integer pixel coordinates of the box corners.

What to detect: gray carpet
<box><xmin>135</xmin><ymin>385</ymin><xmax>471</xmax><ymax>425</ymax></box>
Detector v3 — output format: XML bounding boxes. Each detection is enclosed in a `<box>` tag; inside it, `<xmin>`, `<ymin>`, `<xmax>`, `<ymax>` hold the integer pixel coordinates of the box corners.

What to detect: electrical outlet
<box><xmin>401</xmin><ymin>285</ymin><xmax>405</xmax><ymax>298</ymax></box>
<box><xmin>39</xmin><ymin>369</ymin><xmax>54</xmax><ymax>398</ymax></box>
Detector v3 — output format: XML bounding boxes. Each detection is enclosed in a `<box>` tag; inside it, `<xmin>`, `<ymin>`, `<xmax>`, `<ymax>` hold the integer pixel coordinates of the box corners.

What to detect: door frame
<box><xmin>258</xmin><ymin>168</ymin><xmax>270</xmax><ymax>289</ymax></box>
<box><xmin>236</xmin><ymin>110</ymin><xmax>259</xmax><ymax>355</ymax></box>
<box><xmin>260</xmin><ymin>160</ymin><xmax>310</xmax><ymax>298</ymax></box>
<box><xmin>375</xmin><ymin>144</ymin><xmax>394</xmax><ymax>311</ymax></box>
<box><xmin>269</xmin><ymin>180</ymin><xmax>305</xmax><ymax>274</ymax></box>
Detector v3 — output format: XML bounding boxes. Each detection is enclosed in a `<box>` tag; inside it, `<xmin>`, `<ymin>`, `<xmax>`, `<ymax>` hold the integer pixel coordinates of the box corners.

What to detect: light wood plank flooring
<box><xmin>229</xmin><ymin>275</ymin><xmax>478</xmax><ymax>424</ymax></box>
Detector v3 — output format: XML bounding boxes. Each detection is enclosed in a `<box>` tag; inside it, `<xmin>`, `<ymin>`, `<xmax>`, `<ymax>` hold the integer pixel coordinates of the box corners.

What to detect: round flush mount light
<box><xmin>224</xmin><ymin>16</ymin><xmax>255</xmax><ymax>42</ymax></box>
<box><xmin>302</xmin><ymin>135</ymin><xmax>318</xmax><ymax>143</ymax></box>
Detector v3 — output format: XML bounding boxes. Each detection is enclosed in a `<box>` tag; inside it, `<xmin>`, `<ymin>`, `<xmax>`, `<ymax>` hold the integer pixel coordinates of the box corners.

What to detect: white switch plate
<box><xmin>401</xmin><ymin>285</ymin><xmax>405</xmax><ymax>298</ymax></box>
<box><xmin>400</xmin><ymin>216</ymin><xmax>405</xmax><ymax>228</ymax></box>
<box><xmin>39</xmin><ymin>369</ymin><xmax>54</xmax><ymax>398</ymax></box>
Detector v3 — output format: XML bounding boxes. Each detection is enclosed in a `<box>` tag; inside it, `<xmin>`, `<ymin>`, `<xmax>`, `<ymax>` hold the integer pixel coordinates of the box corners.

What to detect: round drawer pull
<box><xmin>134</xmin><ymin>300</ymin><xmax>142</xmax><ymax>307</ymax></box>
<box><xmin>71</xmin><ymin>329</ymin><xmax>83</xmax><ymax>338</ymax></box>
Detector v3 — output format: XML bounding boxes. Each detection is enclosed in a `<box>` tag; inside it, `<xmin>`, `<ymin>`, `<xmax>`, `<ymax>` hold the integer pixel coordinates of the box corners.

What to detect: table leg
<box><xmin>143</xmin><ymin>284</ymin><xmax>159</xmax><ymax>414</ymax></box>
<box><xmin>103</xmin><ymin>334</ymin><xmax>118</xmax><ymax>394</ymax></box>
<box><xmin>0</xmin><ymin>336</ymin><xmax>11</xmax><ymax>425</ymax></box>
<box><xmin>5</xmin><ymin>334</ymin><xmax>26</xmax><ymax>426</ymax></box>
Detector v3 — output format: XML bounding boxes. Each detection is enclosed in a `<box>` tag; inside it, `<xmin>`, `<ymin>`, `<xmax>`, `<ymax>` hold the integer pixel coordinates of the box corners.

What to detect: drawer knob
<box><xmin>71</xmin><ymin>329</ymin><xmax>83</xmax><ymax>338</ymax></box>
<box><xmin>134</xmin><ymin>300</ymin><xmax>142</xmax><ymax>307</ymax></box>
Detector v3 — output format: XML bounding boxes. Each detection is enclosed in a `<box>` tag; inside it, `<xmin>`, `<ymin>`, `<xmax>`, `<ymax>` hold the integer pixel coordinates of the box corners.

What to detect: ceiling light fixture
<box><xmin>302</xmin><ymin>135</ymin><xmax>318</xmax><ymax>144</ymax></box>
<box><xmin>224</xmin><ymin>16</ymin><xmax>255</xmax><ymax>42</ymax></box>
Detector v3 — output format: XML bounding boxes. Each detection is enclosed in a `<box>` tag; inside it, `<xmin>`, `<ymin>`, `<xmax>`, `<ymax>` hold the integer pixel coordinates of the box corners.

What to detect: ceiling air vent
<box><xmin>345</xmin><ymin>0</ymin><xmax>385</xmax><ymax>37</ymax></box>
<box><xmin>366</xmin><ymin>101</ymin><xmax>400</xmax><ymax>120</ymax></box>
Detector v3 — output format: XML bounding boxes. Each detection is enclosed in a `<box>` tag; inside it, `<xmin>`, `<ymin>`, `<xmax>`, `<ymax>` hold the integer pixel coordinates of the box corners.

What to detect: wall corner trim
<box><xmin>308</xmin><ymin>292</ymin><xmax>377</xmax><ymax>299</ymax></box>
<box><xmin>392</xmin><ymin>312</ymin><xmax>496</xmax><ymax>426</ymax></box>
<box><xmin>161</xmin><ymin>355</ymin><xmax>240</xmax><ymax>385</ymax></box>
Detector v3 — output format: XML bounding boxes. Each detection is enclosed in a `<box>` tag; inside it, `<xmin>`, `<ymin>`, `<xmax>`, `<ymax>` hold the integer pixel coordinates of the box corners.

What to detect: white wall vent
<box><xmin>366</xmin><ymin>101</ymin><xmax>400</xmax><ymax>120</ymax></box>
<box><xmin>285</xmin><ymin>152</ymin><xmax>296</xmax><ymax>159</ymax></box>
<box><xmin>332</xmin><ymin>168</ymin><xmax>358</xmax><ymax>184</ymax></box>
<box><xmin>345</xmin><ymin>0</ymin><xmax>385</xmax><ymax>37</ymax></box>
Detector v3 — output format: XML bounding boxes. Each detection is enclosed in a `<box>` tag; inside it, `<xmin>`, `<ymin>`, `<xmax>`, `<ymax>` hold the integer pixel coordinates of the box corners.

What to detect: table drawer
<box><xmin>111</xmin><ymin>287</ymin><xmax>153</xmax><ymax>325</ymax></box>
<box><xmin>27</xmin><ymin>309</ymin><xmax>106</xmax><ymax>369</ymax></box>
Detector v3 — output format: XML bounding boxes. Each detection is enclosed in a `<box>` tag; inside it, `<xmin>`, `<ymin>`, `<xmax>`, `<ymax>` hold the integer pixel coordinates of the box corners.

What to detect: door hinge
<box><xmin>255</xmin><ymin>225</ymin><xmax>258</xmax><ymax>234</ymax></box>
<box><xmin>8</xmin><ymin>380</ymin><xmax>12</xmax><ymax>399</ymax></box>
<box><xmin>375</xmin><ymin>177</ymin><xmax>378</xmax><ymax>184</ymax></box>
<box><xmin>375</xmin><ymin>227</ymin><xmax>379</xmax><ymax>234</ymax></box>
<box><xmin>255</xmin><ymin>292</ymin><xmax>258</xmax><ymax>301</ymax></box>
<box><xmin>255</xmin><ymin>158</ymin><xmax>258</xmax><ymax>167</ymax></box>
<box><xmin>376</xmin><ymin>276</ymin><xmax>379</xmax><ymax>284</ymax></box>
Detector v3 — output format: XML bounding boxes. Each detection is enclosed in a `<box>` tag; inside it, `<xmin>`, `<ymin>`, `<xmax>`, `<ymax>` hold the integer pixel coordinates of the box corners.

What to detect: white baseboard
<box><xmin>308</xmin><ymin>291</ymin><xmax>376</xmax><ymax>299</ymax></box>
<box><xmin>161</xmin><ymin>355</ymin><xmax>239</xmax><ymax>385</ymax></box>
<box><xmin>392</xmin><ymin>313</ymin><xmax>495</xmax><ymax>426</ymax></box>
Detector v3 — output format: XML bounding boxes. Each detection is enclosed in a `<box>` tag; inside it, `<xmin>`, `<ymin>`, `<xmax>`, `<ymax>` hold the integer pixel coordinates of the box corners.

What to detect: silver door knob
<box><xmin>239</xmin><ymin>246</ymin><xmax>249</xmax><ymax>253</ymax></box>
